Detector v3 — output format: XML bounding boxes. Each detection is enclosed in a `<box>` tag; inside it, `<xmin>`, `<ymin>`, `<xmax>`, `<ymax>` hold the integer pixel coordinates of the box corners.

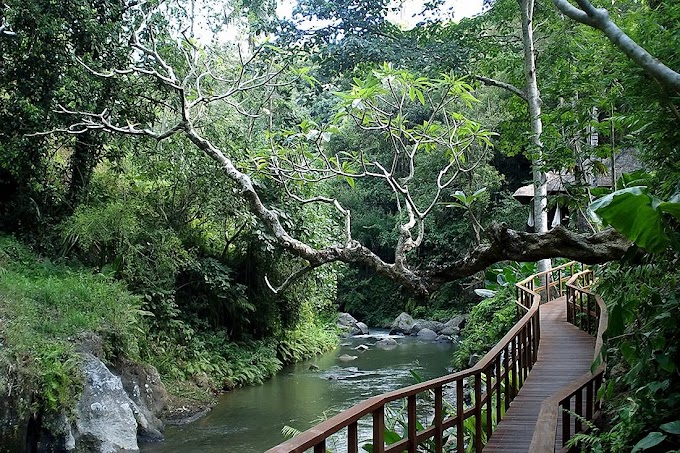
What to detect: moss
<box><xmin>0</xmin><ymin>235</ymin><xmax>142</xmax><ymax>413</ymax></box>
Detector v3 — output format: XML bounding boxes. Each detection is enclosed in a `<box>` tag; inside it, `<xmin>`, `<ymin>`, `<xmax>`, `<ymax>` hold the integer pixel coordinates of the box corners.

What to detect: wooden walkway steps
<box><xmin>483</xmin><ymin>296</ymin><xmax>596</xmax><ymax>453</ymax></box>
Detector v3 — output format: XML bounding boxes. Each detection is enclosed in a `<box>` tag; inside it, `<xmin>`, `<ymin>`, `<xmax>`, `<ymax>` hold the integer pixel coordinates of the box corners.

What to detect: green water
<box><xmin>141</xmin><ymin>330</ymin><xmax>456</xmax><ymax>452</ymax></box>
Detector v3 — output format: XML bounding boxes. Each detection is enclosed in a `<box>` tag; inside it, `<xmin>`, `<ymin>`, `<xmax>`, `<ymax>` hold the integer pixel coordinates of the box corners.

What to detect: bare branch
<box><xmin>474</xmin><ymin>75</ymin><xmax>528</xmax><ymax>101</ymax></box>
<box><xmin>265</xmin><ymin>265</ymin><xmax>316</xmax><ymax>294</ymax></box>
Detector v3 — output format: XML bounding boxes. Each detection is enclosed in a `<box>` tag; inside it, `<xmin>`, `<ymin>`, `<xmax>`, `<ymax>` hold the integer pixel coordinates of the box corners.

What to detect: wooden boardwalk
<box><xmin>483</xmin><ymin>296</ymin><xmax>595</xmax><ymax>453</ymax></box>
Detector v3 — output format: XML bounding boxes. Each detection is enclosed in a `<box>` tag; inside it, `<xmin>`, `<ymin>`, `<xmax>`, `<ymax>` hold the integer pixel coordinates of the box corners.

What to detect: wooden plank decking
<box><xmin>483</xmin><ymin>296</ymin><xmax>595</xmax><ymax>453</ymax></box>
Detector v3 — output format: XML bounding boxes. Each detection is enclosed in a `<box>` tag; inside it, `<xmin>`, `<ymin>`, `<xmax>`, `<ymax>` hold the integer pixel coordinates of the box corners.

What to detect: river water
<box><xmin>141</xmin><ymin>330</ymin><xmax>456</xmax><ymax>453</ymax></box>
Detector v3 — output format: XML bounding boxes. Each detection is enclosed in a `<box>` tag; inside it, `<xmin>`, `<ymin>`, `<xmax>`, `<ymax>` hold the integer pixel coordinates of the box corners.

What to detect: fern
<box><xmin>282</xmin><ymin>425</ymin><xmax>302</xmax><ymax>440</ymax></box>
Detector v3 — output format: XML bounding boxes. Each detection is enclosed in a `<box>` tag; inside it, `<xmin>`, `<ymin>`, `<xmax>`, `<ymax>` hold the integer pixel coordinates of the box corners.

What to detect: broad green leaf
<box><xmin>655</xmin><ymin>354</ymin><xmax>676</xmax><ymax>373</ymax></box>
<box><xmin>475</xmin><ymin>289</ymin><xmax>497</xmax><ymax>298</ymax></box>
<box><xmin>658</xmin><ymin>201</ymin><xmax>680</xmax><ymax>221</ymax></box>
<box><xmin>631</xmin><ymin>432</ymin><xmax>666</xmax><ymax>452</ymax></box>
<box><xmin>590</xmin><ymin>187</ymin><xmax>669</xmax><ymax>252</ymax></box>
<box><xmin>660</xmin><ymin>421</ymin><xmax>680</xmax><ymax>434</ymax></box>
<box><xmin>383</xmin><ymin>430</ymin><xmax>403</xmax><ymax>444</ymax></box>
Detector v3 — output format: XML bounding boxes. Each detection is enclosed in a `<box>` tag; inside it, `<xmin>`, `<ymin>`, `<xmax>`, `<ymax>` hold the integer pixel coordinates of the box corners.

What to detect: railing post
<box><xmin>495</xmin><ymin>358</ymin><xmax>502</xmax><ymax>425</ymax></box>
<box><xmin>457</xmin><ymin>379</ymin><xmax>465</xmax><ymax>453</ymax></box>
<box><xmin>485</xmin><ymin>367</ymin><xmax>493</xmax><ymax>440</ymax></box>
<box><xmin>373</xmin><ymin>407</ymin><xmax>385</xmax><ymax>453</ymax></box>
<box><xmin>585</xmin><ymin>382</ymin><xmax>594</xmax><ymax>422</ymax></box>
<box><xmin>349</xmin><ymin>422</ymin><xmax>359</xmax><ymax>453</ymax></box>
<box><xmin>435</xmin><ymin>387</ymin><xmax>443</xmax><ymax>453</ymax></box>
<box><xmin>562</xmin><ymin>398</ymin><xmax>571</xmax><ymax>449</ymax></box>
<box><xmin>504</xmin><ymin>344</ymin><xmax>511</xmax><ymax>409</ymax></box>
<box><xmin>474</xmin><ymin>373</ymin><xmax>483</xmax><ymax>453</ymax></box>
<box><xmin>512</xmin><ymin>337</ymin><xmax>518</xmax><ymax>398</ymax></box>
<box><xmin>407</xmin><ymin>395</ymin><xmax>417</xmax><ymax>453</ymax></box>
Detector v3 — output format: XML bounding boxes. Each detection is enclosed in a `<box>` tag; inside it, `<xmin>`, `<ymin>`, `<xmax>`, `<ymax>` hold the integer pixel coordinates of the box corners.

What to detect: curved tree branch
<box><xmin>552</xmin><ymin>0</ymin><xmax>680</xmax><ymax>93</ymax></box>
<box><xmin>474</xmin><ymin>75</ymin><xmax>527</xmax><ymax>102</ymax></box>
<box><xmin>425</xmin><ymin>224</ymin><xmax>630</xmax><ymax>291</ymax></box>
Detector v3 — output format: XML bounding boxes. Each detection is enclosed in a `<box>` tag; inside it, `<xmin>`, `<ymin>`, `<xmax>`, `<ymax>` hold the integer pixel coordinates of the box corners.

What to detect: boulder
<box><xmin>354</xmin><ymin>322</ymin><xmax>369</xmax><ymax>335</ymax></box>
<box><xmin>389</xmin><ymin>312</ymin><xmax>415</xmax><ymax>335</ymax></box>
<box><xmin>410</xmin><ymin>320</ymin><xmax>444</xmax><ymax>335</ymax></box>
<box><xmin>375</xmin><ymin>338</ymin><xmax>398</xmax><ymax>348</ymax></box>
<box><xmin>416</xmin><ymin>328</ymin><xmax>438</xmax><ymax>340</ymax></box>
<box><xmin>354</xmin><ymin>344</ymin><xmax>370</xmax><ymax>351</ymax></box>
<box><xmin>73</xmin><ymin>353</ymin><xmax>140</xmax><ymax>452</ymax></box>
<box><xmin>338</xmin><ymin>354</ymin><xmax>358</xmax><ymax>362</ymax></box>
<box><xmin>444</xmin><ymin>315</ymin><xmax>467</xmax><ymax>330</ymax></box>
<box><xmin>337</xmin><ymin>313</ymin><xmax>359</xmax><ymax>328</ymax></box>
<box><xmin>309</xmin><ymin>364</ymin><xmax>320</xmax><ymax>371</ymax></box>
<box><xmin>435</xmin><ymin>335</ymin><xmax>457</xmax><ymax>344</ymax></box>
<box><xmin>439</xmin><ymin>326</ymin><xmax>460</xmax><ymax>337</ymax></box>
<box><xmin>115</xmin><ymin>359</ymin><xmax>168</xmax><ymax>443</ymax></box>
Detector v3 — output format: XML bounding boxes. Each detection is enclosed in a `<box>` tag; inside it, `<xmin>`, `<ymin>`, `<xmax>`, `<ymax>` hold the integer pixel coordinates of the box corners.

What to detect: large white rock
<box><xmin>73</xmin><ymin>354</ymin><xmax>139</xmax><ymax>452</ymax></box>
<box><xmin>389</xmin><ymin>312</ymin><xmax>415</xmax><ymax>335</ymax></box>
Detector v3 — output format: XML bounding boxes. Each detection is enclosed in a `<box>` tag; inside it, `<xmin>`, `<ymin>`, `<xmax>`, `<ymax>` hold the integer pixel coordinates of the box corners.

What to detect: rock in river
<box><xmin>338</xmin><ymin>354</ymin><xmax>358</xmax><ymax>362</ymax></box>
<box><xmin>416</xmin><ymin>328</ymin><xmax>438</xmax><ymax>340</ymax></box>
<box><xmin>389</xmin><ymin>312</ymin><xmax>415</xmax><ymax>335</ymax></box>
<box><xmin>375</xmin><ymin>338</ymin><xmax>398</xmax><ymax>348</ymax></box>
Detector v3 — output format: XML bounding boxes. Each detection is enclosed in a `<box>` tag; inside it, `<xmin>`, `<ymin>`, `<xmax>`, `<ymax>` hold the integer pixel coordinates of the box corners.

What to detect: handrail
<box><xmin>267</xmin><ymin>262</ymin><xmax>580</xmax><ymax>453</ymax></box>
<box><xmin>530</xmin><ymin>269</ymin><xmax>608</xmax><ymax>452</ymax></box>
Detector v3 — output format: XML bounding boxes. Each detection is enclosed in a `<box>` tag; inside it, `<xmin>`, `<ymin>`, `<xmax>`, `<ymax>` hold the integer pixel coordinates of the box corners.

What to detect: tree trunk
<box><xmin>68</xmin><ymin>132</ymin><xmax>99</xmax><ymax>209</ymax></box>
<box><xmin>519</xmin><ymin>0</ymin><xmax>551</xmax><ymax>281</ymax></box>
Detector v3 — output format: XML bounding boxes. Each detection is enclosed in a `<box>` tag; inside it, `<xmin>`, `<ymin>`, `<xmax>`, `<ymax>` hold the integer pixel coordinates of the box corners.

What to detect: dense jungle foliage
<box><xmin>1</xmin><ymin>0</ymin><xmax>679</xmax><ymax>450</ymax></box>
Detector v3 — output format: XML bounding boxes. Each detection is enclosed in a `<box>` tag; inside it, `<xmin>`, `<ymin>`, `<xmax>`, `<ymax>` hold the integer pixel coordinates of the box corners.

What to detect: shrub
<box><xmin>453</xmin><ymin>285</ymin><xmax>516</xmax><ymax>369</ymax></box>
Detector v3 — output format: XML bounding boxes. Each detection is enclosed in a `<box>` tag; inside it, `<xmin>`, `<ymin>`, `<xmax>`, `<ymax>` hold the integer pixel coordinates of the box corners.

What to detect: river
<box><xmin>141</xmin><ymin>330</ymin><xmax>456</xmax><ymax>452</ymax></box>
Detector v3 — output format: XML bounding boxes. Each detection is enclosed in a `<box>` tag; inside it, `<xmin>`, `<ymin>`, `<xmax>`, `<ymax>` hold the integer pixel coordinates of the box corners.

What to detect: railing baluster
<box><xmin>522</xmin><ymin>325</ymin><xmax>529</xmax><ymax>380</ymax></box>
<box><xmin>562</xmin><ymin>398</ymin><xmax>571</xmax><ymax>448</ymax></box>
<box><xmin>495</xmin><ymin>358</ymin><xmax>502</xmax><ymax>425</ymax></box>
<box><xmin>373</xmin><ymin>407</ymin><xmax>385</xmax><ymax>453</ymax></box>
<box><xmin>527</xmin><ymin>324</ymin><xmax>532</xmax><ymax>374</ymax></box>
<box><xmin>575</xmin><ymin>388</ymin><xmax>583</xmax><ymax>434</ymax></box>
<box><xmin>485</xmin><ymin>367</ymin><xmax>493</xmax><ymax>440</ymax></box>
<box><xmin>517</xmin><ymin>334</ymin><xmax>524</xmax><ymax>387</ymax></box>
<box><xmin>585</xmin><ymin>291</ymin><xmax>590</xmax><ymax>330</ymax></box>
<box><xmin>512</xmin><ymin>337</ymin><xmax>518</xmax><ymax>398</ymax></box>
<box><xmin>474</xmin><ymin>373</ymin><xmax>483</xmax><ymax>453</ymax></box>
<box><xmin>435</xmin><ymin>387</ymin><xmax>443</xmax><ymax>453</ymax></box>
<box><xmin>314</xmin><ymin>440</ymin><xmax>325</xmax><ymax>453</ymax></box>
<box><xmin>457</xmin><ymin>379</ymin><xmax>464</xmax><ymax>453</ymax></box>
<box><xmin>349</xmin><ymin>422</ymin><xmax>358</xmax><ymax>453</ymax></box>
<box><xmin>407</xmin><ymin>395</ymin><xmax>417</xmax><ymax>453</ymax></box>
<box><xmin>594</xmin><ymin>372</ymin><xmax>603</xmax><ymax>414</ymax></box>
<box><xmin>586</xmin><ymin>381</ymin><xmax>594</xmax><ymax>423</ymax></box>
<box><xmin>504</xmin><ymin>344</ymin><xmax>511</xmax><ymax>410</ymax></box>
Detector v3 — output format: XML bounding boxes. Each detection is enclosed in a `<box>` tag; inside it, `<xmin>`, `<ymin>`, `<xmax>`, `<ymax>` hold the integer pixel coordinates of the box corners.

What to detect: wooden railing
<box><xmin>530</xmin><ymin>269</ymin><xmax>608</xmax><ymax>452</ymax></box>
<box><xmin>267</xmin><ymin>262</ymin><xmax>580</xmax><ymax>453</ymax></box>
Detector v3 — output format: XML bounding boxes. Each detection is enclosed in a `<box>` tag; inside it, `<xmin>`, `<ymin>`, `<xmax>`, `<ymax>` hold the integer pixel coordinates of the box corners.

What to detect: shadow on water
<box><xmin>141</xmin><ymin>329</ymin><xmax>456</xmax><ymax>453</ymax></box>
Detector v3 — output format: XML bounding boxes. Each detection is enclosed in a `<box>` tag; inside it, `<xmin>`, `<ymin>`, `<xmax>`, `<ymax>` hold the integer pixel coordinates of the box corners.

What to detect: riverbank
<box><xmin>0</xmin><ymin>235</ymin><xmax>338</xmax><ymax>452</ymax></box>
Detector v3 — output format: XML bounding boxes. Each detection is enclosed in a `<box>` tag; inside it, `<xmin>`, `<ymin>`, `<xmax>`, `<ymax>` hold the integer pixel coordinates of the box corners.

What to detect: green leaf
<box><xmin>655</xmin><ymin>354</ymin><xmax>676</xmax><ymax>373</ymax></box>
<box><xmin>590</xmin><ymin>187</ymin><xmax>669</xmax><ymax>252</ymax></box>
<box><xmin>658</xmin><ymin>201</ymin><xmax>680</xmax><ymax>221</ymax></box>
<box><xmin>383</xmin><ymin>429</ymin><xmax>403</xmax><ymax>444</ymax></box>
<box><xmin>631</xmin><ymin>432</ymin><xmax>666</xmax><ymax>452</ymax></box>
<box><xmin>660</xmin><ymin>421</ymin><xmax>680</xmax><ymax>434</ymax></box>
